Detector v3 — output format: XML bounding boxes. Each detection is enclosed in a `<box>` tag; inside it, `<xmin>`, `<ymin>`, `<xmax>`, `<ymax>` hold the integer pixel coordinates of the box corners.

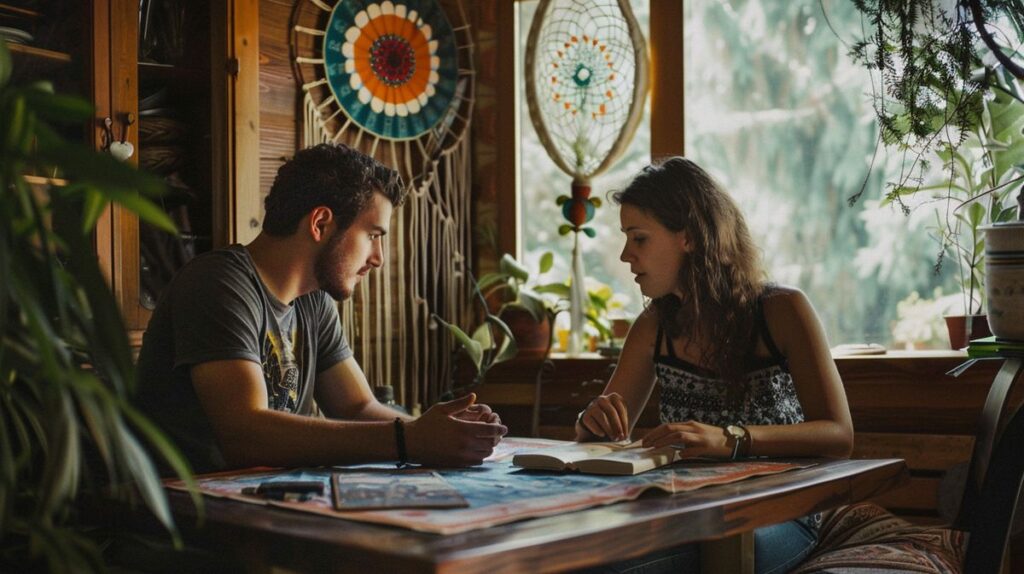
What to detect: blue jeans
<box><xmin>579</xmin><ymin>517</ymin><xmax>819</xmax><ymax>574</ymax></box>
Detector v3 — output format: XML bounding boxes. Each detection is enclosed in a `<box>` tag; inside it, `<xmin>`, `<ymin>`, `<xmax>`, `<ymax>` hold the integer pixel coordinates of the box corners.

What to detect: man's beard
<box><xmin>314</xmin><ymin>232</ymin><xmax>351</xmax><ymax>301</ymax></box>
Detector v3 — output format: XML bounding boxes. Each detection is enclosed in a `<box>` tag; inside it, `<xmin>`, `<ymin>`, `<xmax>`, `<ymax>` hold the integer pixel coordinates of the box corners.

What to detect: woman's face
<box><xmin>619</xmin><ymin>204</ymin><xmax>691</xmax><ymax>299</ymax></box>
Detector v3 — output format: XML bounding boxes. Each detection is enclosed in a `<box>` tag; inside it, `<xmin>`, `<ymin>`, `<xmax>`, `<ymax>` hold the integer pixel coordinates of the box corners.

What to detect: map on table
<box><xmin>164</xmin><ymin>438</ymin><xmax>809</xmax><ymax>534</ymax></box>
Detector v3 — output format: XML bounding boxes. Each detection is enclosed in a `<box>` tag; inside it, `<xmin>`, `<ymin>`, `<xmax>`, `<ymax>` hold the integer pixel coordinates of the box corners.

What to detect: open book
<box><xmin>512</xmin><ymin>440</ymin><xmax>680</xmax><ymax>476</ymax></box>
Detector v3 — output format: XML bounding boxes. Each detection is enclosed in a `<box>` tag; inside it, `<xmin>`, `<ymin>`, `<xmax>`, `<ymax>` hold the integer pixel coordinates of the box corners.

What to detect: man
<box><xmin>135</xmin><ymin>143</ymin><xmax>506</xmax><ymax>474</ymax></box>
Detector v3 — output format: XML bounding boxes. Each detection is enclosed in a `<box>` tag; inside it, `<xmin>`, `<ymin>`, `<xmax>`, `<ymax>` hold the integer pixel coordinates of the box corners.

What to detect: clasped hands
<box><xmin>405</xmin><ymin>393</ymin><xmax>508</xmax><ymax>467</ymax></box>
<box><xmin>577</xmin><ymin>392</ymin><xmax>732</xmax><ymax>459</ymax></box>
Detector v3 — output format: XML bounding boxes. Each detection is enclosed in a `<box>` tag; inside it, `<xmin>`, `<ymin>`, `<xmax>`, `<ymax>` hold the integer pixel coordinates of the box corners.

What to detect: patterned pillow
<box><xmin>791</xmin><ymin>503</ymin><xmax>966</xmax><ymax>574</ymax></box>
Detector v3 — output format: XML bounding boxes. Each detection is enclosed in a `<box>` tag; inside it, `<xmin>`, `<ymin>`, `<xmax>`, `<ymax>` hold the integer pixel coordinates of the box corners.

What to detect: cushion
<box><xmin>792</xmin><ymin>503</ymin><xmax>966</xmax><ymax>574</ymax></box>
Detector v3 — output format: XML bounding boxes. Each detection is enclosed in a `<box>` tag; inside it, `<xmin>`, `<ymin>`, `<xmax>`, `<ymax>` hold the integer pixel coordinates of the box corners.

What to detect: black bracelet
<box><xmin>393</xmin><ymin>418</ymin><xmax>409</xmax><ymax>468</ymax></box>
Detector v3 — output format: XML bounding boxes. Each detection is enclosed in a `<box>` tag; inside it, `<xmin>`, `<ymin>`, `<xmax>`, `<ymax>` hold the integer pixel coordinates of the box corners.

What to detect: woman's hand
<box><xmin>577</xmin><ymin>393</ymin><xmax>630</xmax><ymax>441</ymax></box>
<box><xmin>641</xmin><ymin>420</ymin><xmax>731</xmax><ymax>458</ymax></box>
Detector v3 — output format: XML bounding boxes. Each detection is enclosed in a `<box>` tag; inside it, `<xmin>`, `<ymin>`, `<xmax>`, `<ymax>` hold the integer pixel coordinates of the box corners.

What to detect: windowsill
<box><xmin>547</xmin><ymin>349</ymin><xmax>969</xmax><ymax>362</ymax></box>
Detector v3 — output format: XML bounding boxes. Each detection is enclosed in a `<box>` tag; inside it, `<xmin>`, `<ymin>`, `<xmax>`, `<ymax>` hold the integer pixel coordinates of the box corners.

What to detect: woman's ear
<box><xmin>308</xmin><ymin>206</ymin><xmax>334</xmax><ymax>242</ymax></box>
<box><xmin>678</xmin><ymin>231</ymin><xmax>694</xmax><ymax>254</ymax></box>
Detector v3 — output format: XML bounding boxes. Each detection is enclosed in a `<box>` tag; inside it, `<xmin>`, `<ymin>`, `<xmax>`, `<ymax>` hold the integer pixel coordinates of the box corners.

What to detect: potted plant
<box><xmin>0</xmin><ymin>43</ymin><xmax>198</xmax><ymax>570</ymax></box>
<box><xmin>433</xmin><ymin>276</ymin><xmax>519</xmax><ymax>400</ymax></box>
<box><xmin>884</xmin><ymin>87</ymin><xmax>1024</xmax><ymax>347</ymax></box>
<box><xmin>477</xmin><ymin>252</ymin><xmax>568</xmax><ymax>359</ymax></box>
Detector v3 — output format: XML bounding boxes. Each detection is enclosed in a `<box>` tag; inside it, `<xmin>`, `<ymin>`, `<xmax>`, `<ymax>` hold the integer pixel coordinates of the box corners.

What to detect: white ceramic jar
<box><xmin>982</xmin><ymin>221</ymin><xmax>1024</xmax><ymax>341</ymax></box>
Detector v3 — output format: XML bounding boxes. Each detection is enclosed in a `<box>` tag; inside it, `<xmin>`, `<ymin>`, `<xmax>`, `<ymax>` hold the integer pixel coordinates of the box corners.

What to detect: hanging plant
<box><xmin>847</xmin><ymin>0</ymin><xmax>1024</xmax><ymax>206</ymax></box>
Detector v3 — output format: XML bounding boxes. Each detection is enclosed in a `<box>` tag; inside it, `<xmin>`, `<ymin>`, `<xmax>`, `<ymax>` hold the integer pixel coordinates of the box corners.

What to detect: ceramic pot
<box><xmin>981</xmin><ymin>221</ymin><xmax>1024</xmax><ymax>255</ymax></box>
<box><xmin>982</xmin><ymin>222</ymin><xmax>1024</xmax><ymax>341</ymax></box>
<box><xmin>944</xmin><ymin>315</ymin><xmax>991</xmax><ymax>350</ymax></box>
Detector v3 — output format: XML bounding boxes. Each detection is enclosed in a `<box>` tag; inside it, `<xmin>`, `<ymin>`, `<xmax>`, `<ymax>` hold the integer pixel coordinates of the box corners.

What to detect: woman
<box><xmin>578</xmin><ymin>157</ymin><xmax>853</xmax><ymax>574</ymax></box>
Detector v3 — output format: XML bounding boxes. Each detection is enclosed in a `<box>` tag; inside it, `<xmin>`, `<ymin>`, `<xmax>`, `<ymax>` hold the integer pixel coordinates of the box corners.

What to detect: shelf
<box><xmin>0</xmin><ymin>3</ymin><xmax>40</xmax><ymax>18</ymax></box>
<box><xmin>138</xmin><ymin>61</ymin><xmax>209</xmax><ymax>84</ymax></box>
<box><xmin>6</xmin><ymin>42</ymin><xmax>72</xmax><ymax>63</ymax></box>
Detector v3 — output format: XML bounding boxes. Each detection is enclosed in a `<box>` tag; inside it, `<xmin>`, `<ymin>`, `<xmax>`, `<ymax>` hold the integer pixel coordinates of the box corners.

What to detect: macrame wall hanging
<box><xmin>525</xmin><ymin>0</ymin><xmax>648</xmax><ymax>355</ymax></box>
<box><xmin>291</xmin><ymin>0</ymin><xmax>474</xmax><ymax>409</ymax></box>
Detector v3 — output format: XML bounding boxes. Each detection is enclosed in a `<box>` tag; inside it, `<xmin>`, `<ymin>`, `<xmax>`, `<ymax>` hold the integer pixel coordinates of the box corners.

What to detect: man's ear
<box><xmin>308</xmin><ymin>206</ymin><xmax>334</xmax><ymax>243</ymax></box>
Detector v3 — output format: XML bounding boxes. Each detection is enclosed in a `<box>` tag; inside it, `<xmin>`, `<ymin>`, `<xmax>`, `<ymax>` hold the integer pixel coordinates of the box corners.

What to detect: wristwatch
<box><xmin>723</xmin><ymin>424</ymin><xmax>750</xmax><ymax>460</ymax></box>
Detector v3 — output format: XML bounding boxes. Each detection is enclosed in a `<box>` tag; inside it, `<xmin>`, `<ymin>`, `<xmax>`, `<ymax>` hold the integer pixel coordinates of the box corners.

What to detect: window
<box><xmin>516</xmin><ymin>0</ymin><xmax>959</xmax><ymax>349</ymax></box>
<box><xmin>517</xmin><ymin>0</ymin><xmax>650</xmax><ymax>325</ymax></box>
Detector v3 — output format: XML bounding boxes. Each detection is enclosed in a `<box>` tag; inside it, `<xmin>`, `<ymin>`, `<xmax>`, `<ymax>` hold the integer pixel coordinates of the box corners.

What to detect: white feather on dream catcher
<box><xmin>525</xmin><ymin>0</ymin><xmax>648</xmax><ymax>355</ymax></box>
<box><xmin>290</xmin><ymin>0</ymin><xmax>474</xmax><ymax>409</ymax></box>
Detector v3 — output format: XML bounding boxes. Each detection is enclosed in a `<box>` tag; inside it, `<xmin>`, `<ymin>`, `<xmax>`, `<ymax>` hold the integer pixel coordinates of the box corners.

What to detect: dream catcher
<box><xmin>525</xmin><ymin>0</ymin><xmax>648</xmax><ymax>354</ymax></box>
<box><xmin>291</xmin><ymin>0</ymin><xmax>474</xmax><ymax>407</ymax></box>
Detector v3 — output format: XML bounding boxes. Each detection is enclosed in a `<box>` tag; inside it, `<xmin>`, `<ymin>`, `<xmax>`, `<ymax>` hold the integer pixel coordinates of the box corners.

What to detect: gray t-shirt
<box><xmin>135</xmin><ymin>244</ymin><xmax>352</xmax><ymax>474</ymax></box>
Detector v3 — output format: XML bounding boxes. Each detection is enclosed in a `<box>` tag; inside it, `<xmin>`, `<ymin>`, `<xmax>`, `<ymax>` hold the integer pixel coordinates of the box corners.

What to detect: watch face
<box><xmin>726</xmin><ymin>425</ymin><xmax>743</xmax><ymax>437</ymax></box>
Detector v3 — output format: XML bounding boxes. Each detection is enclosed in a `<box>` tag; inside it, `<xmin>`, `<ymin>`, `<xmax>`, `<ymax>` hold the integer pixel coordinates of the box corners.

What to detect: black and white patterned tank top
<box><xmin>654</xmin><ymin>299</ymin><xmax>805</xmax><ymax>427</ymax></box>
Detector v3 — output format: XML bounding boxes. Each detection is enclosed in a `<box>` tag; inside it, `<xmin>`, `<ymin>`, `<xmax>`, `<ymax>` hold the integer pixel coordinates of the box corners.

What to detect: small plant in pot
<box><xmin>433</xmin><ymin>279</ymin><xmax>518</xmax><ymax>400</ymax></box>
<box><xmin>477</xmin><ymin>252</ymin><xmax>568</xmax><ymax>359</ymax></box>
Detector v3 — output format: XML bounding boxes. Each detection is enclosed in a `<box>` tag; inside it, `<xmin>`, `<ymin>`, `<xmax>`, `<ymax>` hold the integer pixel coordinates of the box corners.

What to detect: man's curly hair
<box><xmin>262</xmin><ymin>143</ymin><xmax>405</xmax><ymax>236</ymax></box>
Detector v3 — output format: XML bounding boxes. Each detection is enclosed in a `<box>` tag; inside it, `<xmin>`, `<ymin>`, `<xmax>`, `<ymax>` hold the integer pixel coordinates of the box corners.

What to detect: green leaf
<box><xmin>484</xmin><ymin>315</ymin><xmax>518</xmax><ymax>365</ymax></box>
<box><xmin>25</xmin><ymin>91</ymin><xmax>93</xmax><ymax>124</ymax></box>
<box><xmin>476</xmin><ymin>272</ymin><xmax>508</xmax><ymax>293</ymax></box>
<box><xmin>516</xmin><ymin>289</ymin><xmax>547</xmax><ymax>322</ymax></box>
<box><xmin>0</xmin><ymin>39</ymin><xmax>10</xmax><ymax>87</ymax></box>
<box><xmin>582</xmin><ymin>227</ymin><xmax>596</xmax><ymax>238</ymax></box>
<box><xmin>471</xmin><ymin>322</ymin><xmax>494</xmax><ymax>350</ymax></box>
<box><xmin>538</xmin><ymin>251</ymin><xmax>554</xmax><ymax>274</ymax></box>
<box><xmin>498</xmin><ymin>253</ymin><xmax>529</xmax><ymax>283</ymax></box>
<box><xmin>121</xmin><ymin>401</ymin><xmax>201</xmax><ymax>525</ymax></box>
<box><xmin>102</xmin><ymin>188</ymin><xmax>177</xmax><ymax>233</ymax></box>
<box><xmin>116</xmin><ymin>420</ymin><xmax>176</xmax><ymax>537</ymax></box>
<box><xmin>558</xmin><ymin>224</ymin><xmax>573</xmax><ymax>236</ymax></box>
<box><xmin>80</xmin><ymin>188</ymin><xmax>108</xmax><ymax>233</ymax></box>
<box><xmin>988</xmin><ymin>91</ymin><xmax>1024</xmax><ymax>180</ymax></box>
<box><xmin>968</xmin><ymin>201</ymin><xmax>985</xmax><ymax>228</ymax></box>
<box><xmin>433</xmin><ymin>314</ymin><xmax>483</xmax><ymax>372</ymax></box>
<box><xmin>535</xmin><ymin>282</ymin><xmax>571</xmax><ymax>299</ymax></box>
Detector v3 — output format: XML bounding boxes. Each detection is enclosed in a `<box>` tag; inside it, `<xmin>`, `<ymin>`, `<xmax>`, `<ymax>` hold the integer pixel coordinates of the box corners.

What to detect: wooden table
<box><xmin>138</xmin><ymin>457</ymin><xmax>906</xmax><ymax>574</ymax></box>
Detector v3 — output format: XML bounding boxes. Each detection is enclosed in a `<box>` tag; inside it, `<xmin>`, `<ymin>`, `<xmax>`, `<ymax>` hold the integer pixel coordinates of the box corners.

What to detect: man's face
<box><xmin>315</xmin><ymin>192</ymin><xmax>393</xmax><ymax>300</ymax></box>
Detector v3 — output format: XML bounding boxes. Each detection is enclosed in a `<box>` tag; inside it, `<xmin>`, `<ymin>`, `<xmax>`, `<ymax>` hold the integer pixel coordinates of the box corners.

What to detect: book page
<box><xmin>575</xmin><ymin>446</ymin><xmax>679</xmax><ymax>475</ymax></box>
<box><xmin>512</xmin><ymin>440</ymin><xmax>635</xmax><ymax>470</ymax></box>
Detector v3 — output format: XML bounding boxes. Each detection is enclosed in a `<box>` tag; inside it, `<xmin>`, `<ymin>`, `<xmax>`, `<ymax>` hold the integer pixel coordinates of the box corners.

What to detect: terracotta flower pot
<box><xmin>944</xmin><ymin>314</ymin><xmax>992</xmax><ymax>350</ymax></box>
<box><xmin>499</xmin><ymin>306</ymin><xmax>552</xmax><ymax>359</ymax></box>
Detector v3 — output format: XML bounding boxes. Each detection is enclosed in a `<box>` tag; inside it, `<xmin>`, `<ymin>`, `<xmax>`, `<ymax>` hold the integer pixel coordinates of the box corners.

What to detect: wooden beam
<box><xmin>649</xmin><ymin>0</ymin><xmax>684</xmax><ymax>159</ymax></box>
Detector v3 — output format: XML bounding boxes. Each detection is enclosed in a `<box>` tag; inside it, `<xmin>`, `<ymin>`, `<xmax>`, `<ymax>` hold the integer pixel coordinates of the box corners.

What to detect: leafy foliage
<box><xmin>0</xmin><ymin>42</ymin><xmax>199</xmax><ymax>571</ymax></box>
<box><xmin>848</xmin><ymin>0</ymin><xmax>1024</xmax><ymax>205</ymax></box>
<box><xmin>433</xmin><ymin>275</ymin><xmax>518</xmax><ymax>399</ymax></box>
<box><xmin>884</xmin><ymin>87</ymin><xmax>1024</xmax><ymax>314</ymax></box>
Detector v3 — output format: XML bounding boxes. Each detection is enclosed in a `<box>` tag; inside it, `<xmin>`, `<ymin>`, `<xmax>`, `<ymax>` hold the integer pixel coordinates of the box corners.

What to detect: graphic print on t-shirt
<box><xmin>263</xmin><ymin>326</ymin><xmax>301</xmax><ymax>411</ymax></box>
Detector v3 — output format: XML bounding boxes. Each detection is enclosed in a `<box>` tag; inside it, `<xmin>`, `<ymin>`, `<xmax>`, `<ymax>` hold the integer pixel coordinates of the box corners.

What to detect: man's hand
<box><xmin>404</xmin><ymin>394</ymin><xmax>508</xmax><ymax>467</ymax></box>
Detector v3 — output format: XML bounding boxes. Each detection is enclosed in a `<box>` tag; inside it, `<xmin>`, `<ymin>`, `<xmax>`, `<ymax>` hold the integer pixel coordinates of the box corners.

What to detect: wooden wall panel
<box><xmin>259</xmin><ymin>0</ymin><xmax>298</xmax><ymax>209</ymax></box>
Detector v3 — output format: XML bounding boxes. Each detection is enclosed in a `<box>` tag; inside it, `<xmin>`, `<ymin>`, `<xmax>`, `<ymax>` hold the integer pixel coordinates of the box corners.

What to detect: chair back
<box><xmin>957</xmin><ymin>358</ymin><xmax>1024</xmax><ymax>573</ymax></box>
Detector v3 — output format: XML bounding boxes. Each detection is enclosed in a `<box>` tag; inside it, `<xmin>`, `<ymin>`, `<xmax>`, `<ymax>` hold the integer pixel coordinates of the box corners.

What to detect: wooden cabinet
<box><xmin>5</xmin><ymin>0</ymin><xmax>260</xmax><ymax>343</ymax></box>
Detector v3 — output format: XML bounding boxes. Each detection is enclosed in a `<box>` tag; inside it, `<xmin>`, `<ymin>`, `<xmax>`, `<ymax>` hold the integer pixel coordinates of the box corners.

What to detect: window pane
<box><xmin>683</xmin><ymin>0</ymin><xmax>957</xmax><ymax>348</ymax></box>
<box><xmin>518</xmin><ymin>0</ymin><xmax>650</xmax><ymax>326</ymax></box>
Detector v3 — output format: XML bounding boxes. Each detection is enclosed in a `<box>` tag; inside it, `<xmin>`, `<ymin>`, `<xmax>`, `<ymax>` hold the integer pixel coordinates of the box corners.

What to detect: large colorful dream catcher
<box><xmin>291</xmin><ymin>0</ymin><xmax>473</xmax><ymax>407</ymax></box>
<box><xmin>525</xmin><ymin>0</ymin><xmax>648</xmax><ymax>354</ymax></box>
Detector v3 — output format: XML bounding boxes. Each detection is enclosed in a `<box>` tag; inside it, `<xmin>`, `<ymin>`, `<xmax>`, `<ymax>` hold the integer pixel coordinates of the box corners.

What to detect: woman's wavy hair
<box><xmin>612</xmin><ymin>157</ymin><xmax>768</xmax><ymax>381</ymax></box>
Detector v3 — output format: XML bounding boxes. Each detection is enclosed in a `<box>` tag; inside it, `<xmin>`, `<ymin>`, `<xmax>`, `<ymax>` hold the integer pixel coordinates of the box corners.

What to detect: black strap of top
<box><xmin>755</xmin><ymin>296</ymin><xmax>787</xmax><ymax>368</ymax></box>
<box><xmin>655</xmin><ymin>295</ymin><xmax>786</xmax><ymax>368</ymax></box>
<box><xmin>654</xmin><ymin>323</ymin><xmax>678</xmax><ymax>359</ymax></box>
